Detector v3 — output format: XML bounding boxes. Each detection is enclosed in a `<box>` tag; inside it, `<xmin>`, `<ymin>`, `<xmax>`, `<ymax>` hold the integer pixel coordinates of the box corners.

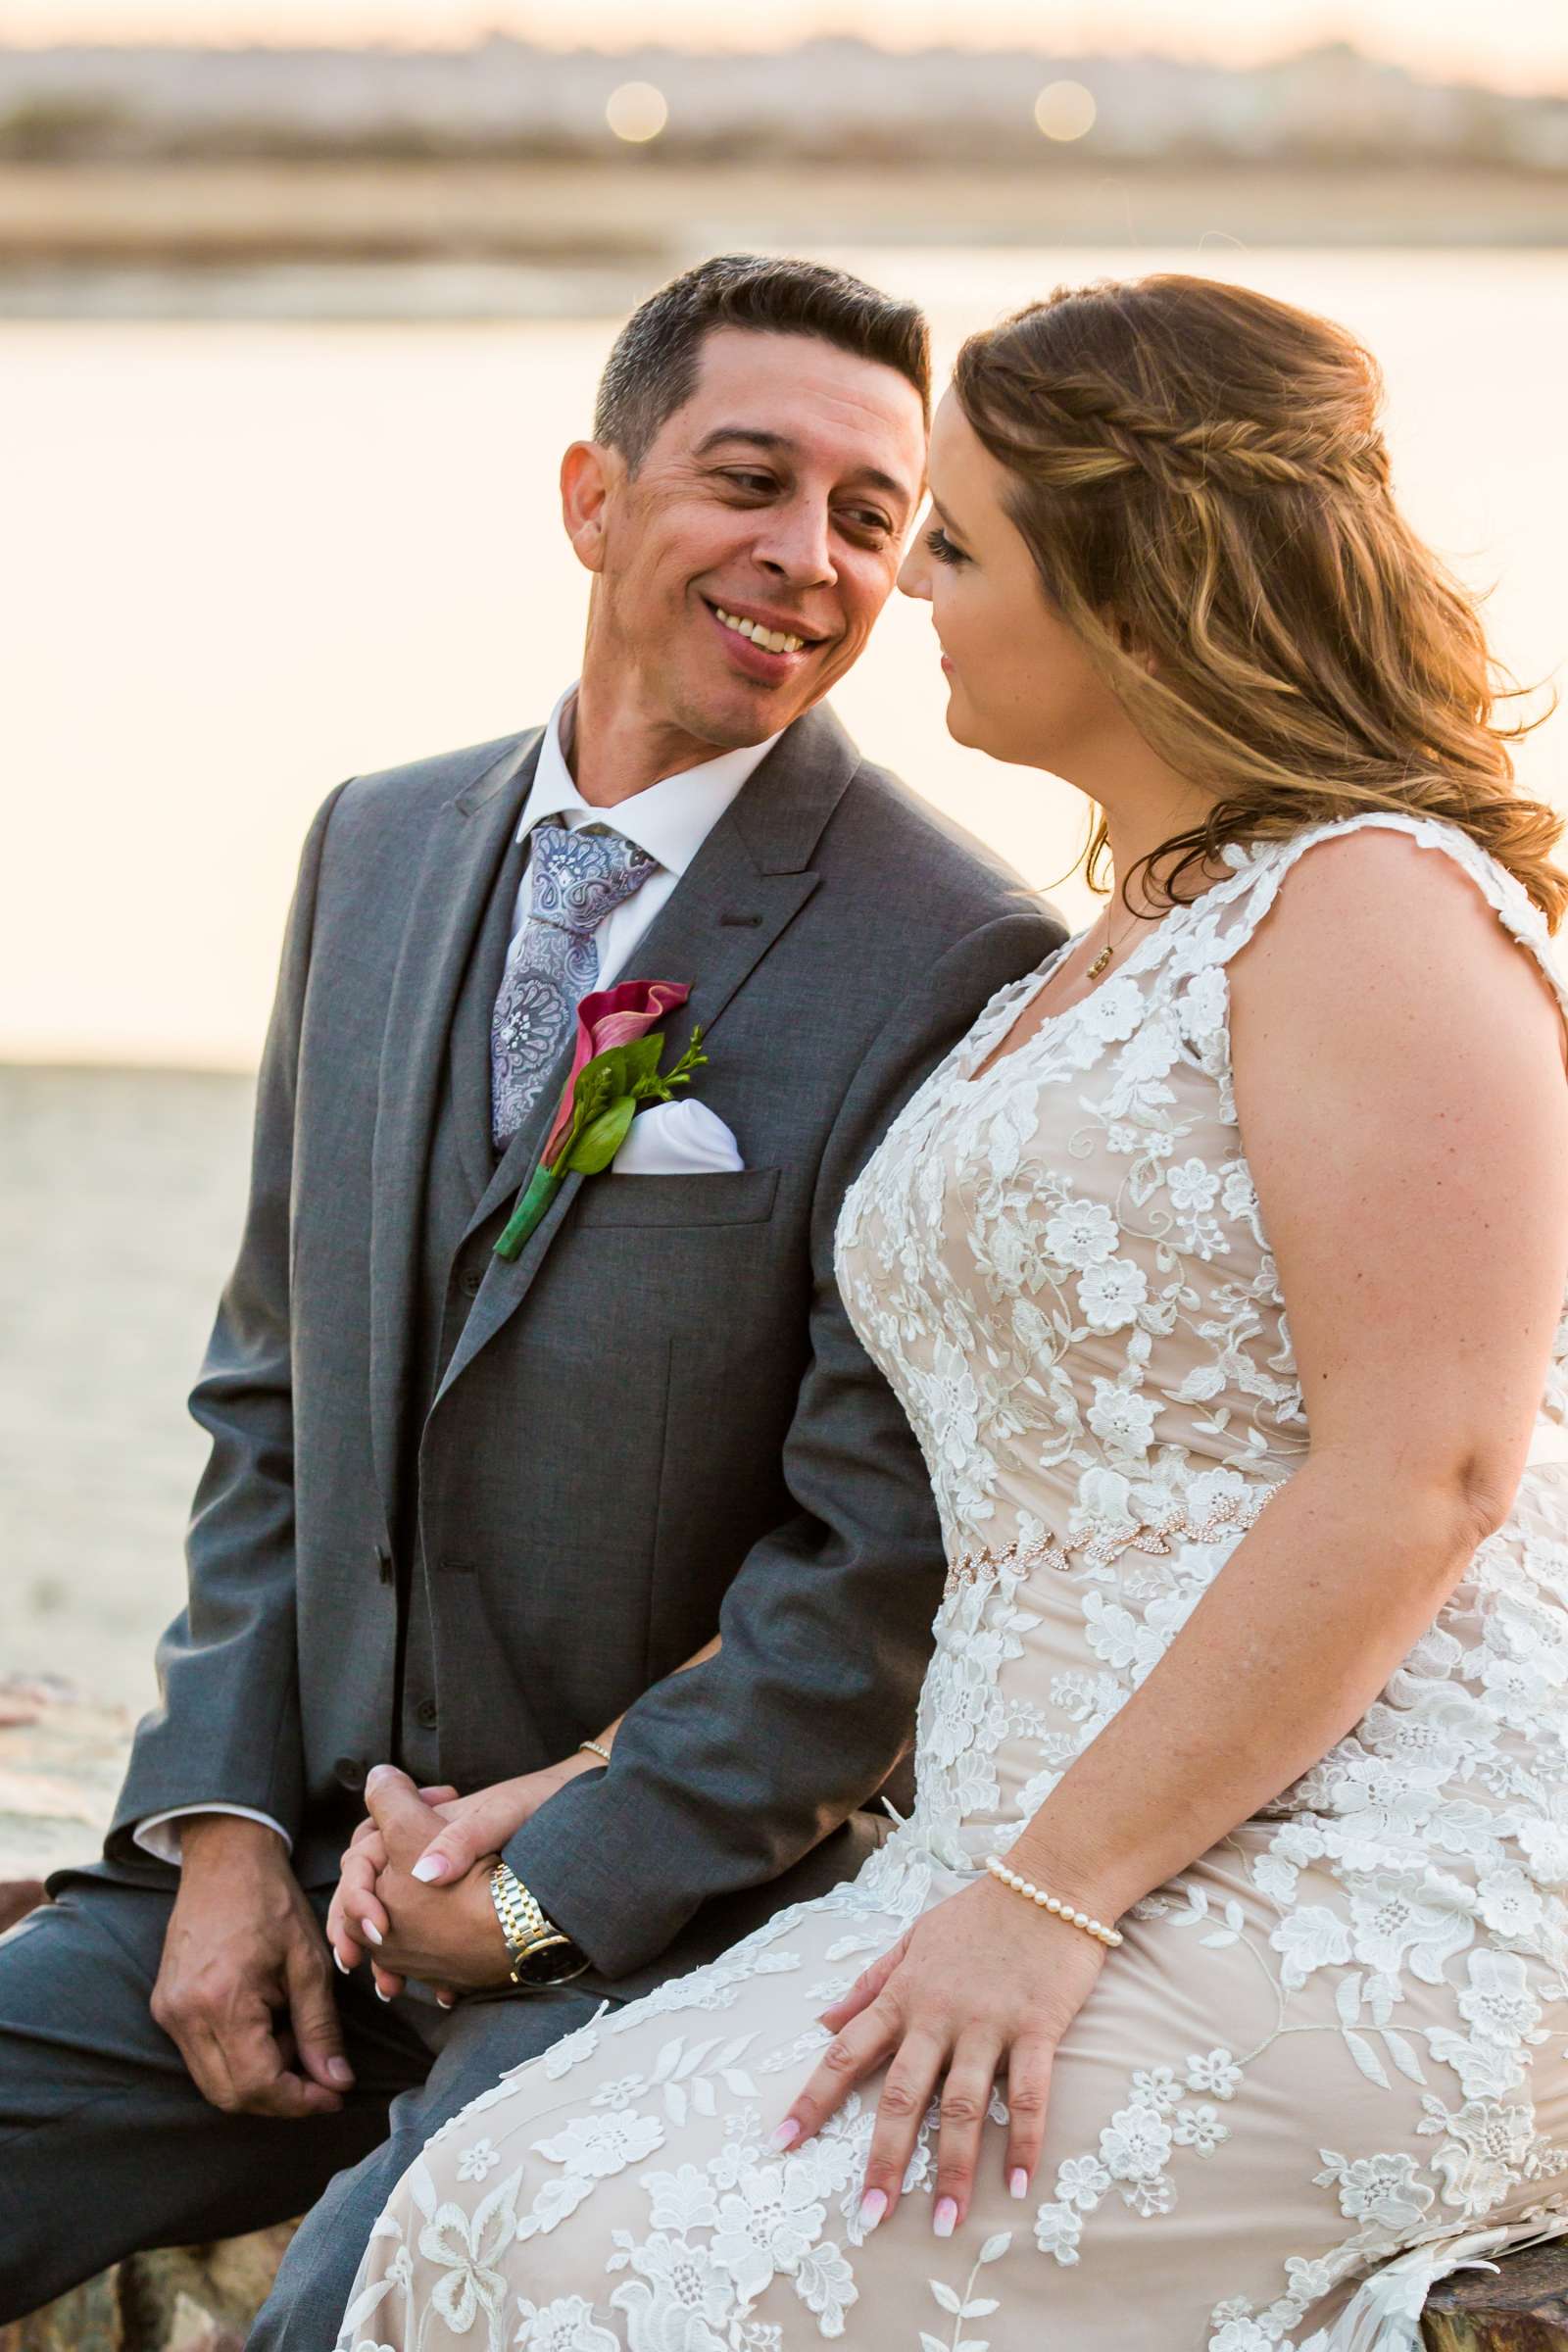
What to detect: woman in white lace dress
<box><xmin>338</xmin><ymin>275</ymin><xmax>1568</xmax><ymax>2351</ymax></box>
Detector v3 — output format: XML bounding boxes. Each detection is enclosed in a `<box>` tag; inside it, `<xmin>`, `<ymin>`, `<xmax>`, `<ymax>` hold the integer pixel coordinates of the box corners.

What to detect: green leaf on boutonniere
<box><xmin>567</xmin><ymin>1055</ymin><xmax>620</xmax><ymax>1131</ymax></box>
<box><xmin>494</xmin><ymin>1018</ymin><xmax>711</xmax><ymax>1263</ymax></box>
<box><xmin>564</xmin><ymin>1093</ymin><xmax>637</xmax><ymax>1176</ymax></box>
<box><xmin>559</xmin><ymin>1029</ymin><xmax>705</xmax><ymax>1159</ymax></box>
<box><xmin>611</xmin><ymin>1033</ymin><xmax>669</xmax><ymax>1093</ymax></box>
<box><xmin>555</xmin><ymin>1037</ymin><xmax>662</xmax><ymax>1159</ymax></box>
<box><xmin>665</xmin><ymin>1026</ymin><xmax>707</xmax><ymax>1084</ymax></box>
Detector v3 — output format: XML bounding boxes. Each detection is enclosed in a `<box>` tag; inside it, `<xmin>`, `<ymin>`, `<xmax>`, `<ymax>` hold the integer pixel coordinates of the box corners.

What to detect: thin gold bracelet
<box><xmin>577</xmin><ymin>1739</ymin><xmax>612</xmax><ymax>1765</ymax></box>
<box><xmin>984</xmin><ymin>1854</ymin><xmax>1124</xmax><ymax>1947</ymax></box>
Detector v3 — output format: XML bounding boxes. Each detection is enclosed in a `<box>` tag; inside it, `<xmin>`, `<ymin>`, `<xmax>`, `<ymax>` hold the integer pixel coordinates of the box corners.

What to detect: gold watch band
<box><xmin>488</xmin><ymin>1860</ymin><xmax>588</xmax><ymax>1988</ymax></box>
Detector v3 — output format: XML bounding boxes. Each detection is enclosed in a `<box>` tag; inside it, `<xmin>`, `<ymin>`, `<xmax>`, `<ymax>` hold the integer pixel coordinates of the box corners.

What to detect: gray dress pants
<box><xmin>0</xmin><ymin>1869</ymin><xmax>610</xmax><ymax>2347</ymax></box>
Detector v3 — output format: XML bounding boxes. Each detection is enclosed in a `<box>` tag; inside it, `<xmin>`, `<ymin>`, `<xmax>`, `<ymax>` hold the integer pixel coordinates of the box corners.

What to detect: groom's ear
<box><xmin>561</xmin><ymin>439</ymin><xmax>618</xmax><ymax>575</ymax></box>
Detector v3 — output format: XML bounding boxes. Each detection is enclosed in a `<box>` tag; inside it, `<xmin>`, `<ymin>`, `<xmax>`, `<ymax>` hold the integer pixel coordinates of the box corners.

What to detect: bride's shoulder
<box><xmin>1221</xmin><ymin>810</ymin><xmax>1565</xmax><ymax>1050</ymax></box>
<box><xmin>1235</xmin><ymin>809</ymin><xmax>1498</xmax><ymax>926</ymax></box>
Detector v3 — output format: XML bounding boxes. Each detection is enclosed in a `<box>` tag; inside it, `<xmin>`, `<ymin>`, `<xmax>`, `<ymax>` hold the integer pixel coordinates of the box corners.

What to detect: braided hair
<box><xmin>954</xmin><ymin>275</ymin><xmax>1563</xmax><ymax>925</ymax></box>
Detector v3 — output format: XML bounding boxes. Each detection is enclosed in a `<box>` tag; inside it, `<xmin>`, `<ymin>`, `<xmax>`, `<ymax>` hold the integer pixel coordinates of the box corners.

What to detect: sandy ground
<box><xmin>1</xmin><ymin>1067</ymin><xmax>254</xmax><ymax>1726</ymax></box>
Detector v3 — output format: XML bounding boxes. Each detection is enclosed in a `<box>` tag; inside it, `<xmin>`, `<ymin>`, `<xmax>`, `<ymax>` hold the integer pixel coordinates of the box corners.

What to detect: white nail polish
<box><xmin>362</xmin><ymin>1920</ymin><xmax>383</xmax><ymax>1947</ymax></box>
<box><xmin>768</xmin><ymin>2119</ymin><xmax>801</xmax><ymax>2153</ymax></box>
<box><xmin>858</xmin><ymin>2188</ymin><xmax>888</xmax><ymax>2230</ymax></box>
<box><xmin>411</xmin><ymin>1856</ymin><xmax>446</xmax><ymax>1884</ymax></box>
<box><xmin>374</xmin><ymin>1984</ymin><xmax>391</xmax><ymax>2004</ymax></box>
<box><xmin>332</xmin><ymin>1948</ymin><xmax>349</xmax><ymax>1976</ymax></box>
<box><xmin>933</xmin><ymin>2196</ymin><xmax>957</xmax><ymax>2238</ymax></box>
<box><xmin>1009</xmin><ymin>2168</ymin><xmax>1029</xmax><ymax>2200</ymax></box>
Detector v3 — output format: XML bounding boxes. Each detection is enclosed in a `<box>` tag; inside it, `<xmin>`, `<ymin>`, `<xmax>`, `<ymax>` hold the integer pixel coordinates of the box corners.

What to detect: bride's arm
<box><xmin>1009</xmin><ymin>828</ymin><xmax>1568</xmax><ymax>1925</ymax></box>
<box><xmin>784</xmin><ymin>826</ymin><xmax>1568</xmax><ymax>2232</ymax></box>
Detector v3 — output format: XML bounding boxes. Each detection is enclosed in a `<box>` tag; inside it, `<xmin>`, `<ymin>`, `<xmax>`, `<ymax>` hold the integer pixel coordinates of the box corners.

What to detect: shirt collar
<box><xmin>517</xmin><ymin>684</ymin><xmax>782</xmax><ymax>878</ymax></box>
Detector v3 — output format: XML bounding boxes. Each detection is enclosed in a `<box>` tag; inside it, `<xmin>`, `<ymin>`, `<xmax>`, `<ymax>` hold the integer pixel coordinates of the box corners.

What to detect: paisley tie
<box><xmin>489</xmin><ymin>817</ymin><xmax>659</xmax><ymax>1151</ymax></box>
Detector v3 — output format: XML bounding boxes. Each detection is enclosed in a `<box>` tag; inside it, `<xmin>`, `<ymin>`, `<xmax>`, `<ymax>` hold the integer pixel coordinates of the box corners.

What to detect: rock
<box><xmin>0</xmin><ymin>1881</ymin><xmax>45</xmax><ymax>1934</ymax></box>
<box><xmin>0</xmin><ymin>2227</ymin><xmax>300</xmax><ymax>2352</ymax></box>
<box><xmin>1423</xmin><ymin>2241</ymin><xmax>1568</xmax><ymax>2349</ymax></box>
<box><xmin>0</xmin><ymin>2268</ymin><xmax>121</xmax><ymax>2352</ymax></box>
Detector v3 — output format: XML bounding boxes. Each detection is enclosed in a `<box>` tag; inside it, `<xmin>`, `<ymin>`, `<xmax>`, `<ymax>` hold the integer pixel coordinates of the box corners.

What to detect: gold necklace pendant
<box><xmin>1087</xmin><ymin>896</ymin><xmax>1137</xmax><ymax>983</ymax></box>
<box><xmin>1086</xmin><ymin>912</ymin><xmax>1122</xmax><ymax>981</ymax></box>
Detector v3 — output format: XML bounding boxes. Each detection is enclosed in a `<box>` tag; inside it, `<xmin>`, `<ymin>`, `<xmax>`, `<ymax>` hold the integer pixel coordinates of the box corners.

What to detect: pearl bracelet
<box><xmin>984</xmin><ymin>1853</ymin><xmax>1124</xmax><ymax>1947</ymax></box>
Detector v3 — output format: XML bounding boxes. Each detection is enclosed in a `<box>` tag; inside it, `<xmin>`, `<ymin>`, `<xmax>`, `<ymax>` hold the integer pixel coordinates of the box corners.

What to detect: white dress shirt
<box><xmin>504</xmin><ymin>684</ymin><xmax>780</xmax><ymax>988</ymax></box>
<box><xmin>134</xmin><ymin>685</ymin><xmax>781</xmax><ymax>1864</ymax></box>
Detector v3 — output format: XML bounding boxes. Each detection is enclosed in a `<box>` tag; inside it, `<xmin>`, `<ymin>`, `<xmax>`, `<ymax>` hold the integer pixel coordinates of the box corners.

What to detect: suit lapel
<box><xmin>368</xmin><ymin>729</ymin><xmax>543</xmax><ymax>1541</ymax></box>
<box><xmin>432</xmin><ymin>704</ymin><xmax>859</xmax><ymax>1410</ymax></box>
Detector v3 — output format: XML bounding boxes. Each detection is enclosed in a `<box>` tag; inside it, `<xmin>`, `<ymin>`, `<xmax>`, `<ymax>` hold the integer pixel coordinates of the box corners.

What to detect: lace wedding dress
<box><xmin>340</xmin><ymin>813</ymin><xmax>1568</xmax><ymax>2352</ymax></box>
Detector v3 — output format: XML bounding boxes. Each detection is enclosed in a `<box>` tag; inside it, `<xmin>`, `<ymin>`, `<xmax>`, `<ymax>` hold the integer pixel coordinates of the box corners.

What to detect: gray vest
<box><xmin>394</xmin><ymin>822</ymin><xmax>527</xmax><ymax>1780</ymax></box>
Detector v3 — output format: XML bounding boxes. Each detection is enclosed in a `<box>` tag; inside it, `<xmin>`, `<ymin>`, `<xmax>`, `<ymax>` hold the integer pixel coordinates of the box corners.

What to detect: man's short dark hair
<box><xmin>593</xmin><ymin>253</ymin><xmax>930</xmax><ymax>469</ymax></box>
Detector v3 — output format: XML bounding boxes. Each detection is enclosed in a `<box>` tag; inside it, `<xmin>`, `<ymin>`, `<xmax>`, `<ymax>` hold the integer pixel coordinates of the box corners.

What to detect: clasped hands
<box><xmin>326</xmin><ymin>1754</ymin><xmax>597</xmax><ymax>2000</ymax></box>
<box><xmin>329</xmin><ymin>1758</ymin><xmax>1119</xmax><ymax>2236</ymax></box>
<box><xmin>334</xmin><ymin>1774</ymin><xmax>1118</xmax><ymax>2239</ymax></box>
<box><xmin>329</xmin><ymin>1766</ymin><xmax>1117</xmax><ymax>2234</ymax></box>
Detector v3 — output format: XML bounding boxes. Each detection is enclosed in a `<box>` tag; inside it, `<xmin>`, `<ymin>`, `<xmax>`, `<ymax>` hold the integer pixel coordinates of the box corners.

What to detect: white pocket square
<box><xmin>612</xmin><ymin>1099</ymin><xmax>745</xmax><ymax>1176</ymax></box>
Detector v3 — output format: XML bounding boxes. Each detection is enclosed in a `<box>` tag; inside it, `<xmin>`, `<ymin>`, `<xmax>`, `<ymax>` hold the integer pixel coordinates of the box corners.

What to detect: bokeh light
<box><xmin>1034</xmin><ymin>79</ymin><xmax>1098</xmax><ymax>140</ymax></box>
<box><xmin>606</xmin><ymin>81</ymin><xmax>669</xmax><ymax>143</ymax></box>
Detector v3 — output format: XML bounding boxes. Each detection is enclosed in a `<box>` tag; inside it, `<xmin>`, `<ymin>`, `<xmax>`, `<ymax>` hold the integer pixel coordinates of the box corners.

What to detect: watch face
<box><xmin>516</xmin><ymin>1934</ymin><xmax>590</xmax><ymax>1989</ymax></box>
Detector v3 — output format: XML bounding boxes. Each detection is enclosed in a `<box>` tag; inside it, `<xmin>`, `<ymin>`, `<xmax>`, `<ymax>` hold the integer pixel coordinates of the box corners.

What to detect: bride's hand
<box><xmin>773</xmin><ymin>1875</ymin><xmax>1108</xmax><ymax>2235</ymax></box>
<box><xmin>399</xmin><ymin>1752</ymin><xmax>600</xmax><ymax>1888</ymax></box>
<box><xmin>327</xmin><ymin>1783</ymin><xmax>455</xmax><ymax>1979</ymax></box>
<box><xmin>326</xmin><ymin>1757</ymin><xmax>600</xmax><ymax>1992</ymax></box>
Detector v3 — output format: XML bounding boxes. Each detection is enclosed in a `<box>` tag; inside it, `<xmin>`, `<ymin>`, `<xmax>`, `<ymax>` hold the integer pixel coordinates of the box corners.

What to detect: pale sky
<box><xmin>3</xmin><ymin>0</ymin><xmax>1565</xmax><ymax>96</ymax></box>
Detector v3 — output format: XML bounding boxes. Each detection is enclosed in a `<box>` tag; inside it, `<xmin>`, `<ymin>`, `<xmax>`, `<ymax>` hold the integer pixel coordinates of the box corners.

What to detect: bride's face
<box><xmin>899</xmin><ymin>390</ymin><xmax>1128</xmax><ymax>781</ymax></box>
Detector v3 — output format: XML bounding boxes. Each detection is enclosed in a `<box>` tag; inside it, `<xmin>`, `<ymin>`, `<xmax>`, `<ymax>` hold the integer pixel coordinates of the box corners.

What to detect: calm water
<box><xmin>3</xmin><ymin>245</ymin><xmax>1567</xmax><ymax>1719</ymax></box>
<box><xmin>4</xmin><ymin>245</ymin><xmax>1565</xmax><ymax>1066</ymax></box>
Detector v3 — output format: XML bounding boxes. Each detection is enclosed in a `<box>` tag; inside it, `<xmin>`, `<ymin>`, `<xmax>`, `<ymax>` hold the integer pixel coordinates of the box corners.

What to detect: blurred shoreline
<box><xmin>5</xmin><ymin>160</ymin><xmax>1567</xmax><ymax>317</ymax></box>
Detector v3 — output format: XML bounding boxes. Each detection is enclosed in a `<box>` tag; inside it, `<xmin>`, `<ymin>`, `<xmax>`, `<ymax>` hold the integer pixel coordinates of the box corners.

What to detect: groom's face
<box><xmin>580</xmin><ymin>327</ymin><xmax>927</xmax><ymax>750</ymax></box>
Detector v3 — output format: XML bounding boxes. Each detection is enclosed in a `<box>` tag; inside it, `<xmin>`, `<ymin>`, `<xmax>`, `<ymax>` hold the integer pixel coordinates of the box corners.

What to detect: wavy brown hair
<box><xmin>953</xmin><ymin>274</ymin><xmax>1565</xmax><ymax>926</ymax></box>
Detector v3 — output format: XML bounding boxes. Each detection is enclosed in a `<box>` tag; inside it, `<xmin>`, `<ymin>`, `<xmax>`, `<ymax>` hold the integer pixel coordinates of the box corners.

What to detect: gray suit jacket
<box><xmin>110</xmin><ymin>705</ymin><xmax>1063</xmax><ymax>1994</ymax></box>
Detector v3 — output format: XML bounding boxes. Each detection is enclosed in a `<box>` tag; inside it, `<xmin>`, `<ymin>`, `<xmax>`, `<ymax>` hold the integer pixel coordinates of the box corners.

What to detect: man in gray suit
<box><xmin>0</xmin><ymin>255</ymin><xmax>1060</xmax><ymax>2338</ymax></box>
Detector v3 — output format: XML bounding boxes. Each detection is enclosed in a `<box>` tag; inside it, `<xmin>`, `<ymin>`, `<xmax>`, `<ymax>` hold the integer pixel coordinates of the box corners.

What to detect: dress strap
<box><xmin>1200</xmin><ymin>809</ymin><xmax>1568</xmax><ymax>1026</ymax></box>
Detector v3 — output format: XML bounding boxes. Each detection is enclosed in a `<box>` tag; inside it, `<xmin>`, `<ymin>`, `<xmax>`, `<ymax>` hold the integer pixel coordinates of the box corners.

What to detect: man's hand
<box><xmin>336</xmin><ymin>1768</ymin><xmax>515</xmax><ymax>1995</ymax></box>
<box><xmin>151</xmin><ymin>1813</ymin><xmax>354</xmax><ymax>2119</ymax></box>
<box><xmin>327</xmin><ymin>1757</ymin><xmax>595</xmax><ymax>1989</ymax></box>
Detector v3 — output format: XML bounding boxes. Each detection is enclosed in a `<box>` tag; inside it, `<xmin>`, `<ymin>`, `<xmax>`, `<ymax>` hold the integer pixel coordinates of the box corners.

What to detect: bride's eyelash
<box><xmin>925</xmin><ymin>525</ymin><xmax>968</xmax><ymax>566</ymax></box>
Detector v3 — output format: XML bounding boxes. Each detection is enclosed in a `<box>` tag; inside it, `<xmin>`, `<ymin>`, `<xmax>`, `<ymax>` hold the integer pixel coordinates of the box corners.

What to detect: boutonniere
<box><xmin>494</xmin><ymin>979</ymin><xmax>707</xmax><ymax>1261</ymax></box>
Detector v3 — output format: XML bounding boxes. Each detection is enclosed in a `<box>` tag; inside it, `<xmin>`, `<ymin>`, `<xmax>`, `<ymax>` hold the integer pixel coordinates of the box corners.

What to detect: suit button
<box><xmin>460</xmin><ymin>1266</ymin><xmax>484</xmax><ymax>1298</ymax></box>
<box><xmin>334</xmin><ymin>1756</ymin><xmax>367</xmax><ymax>1789</ymax></box>
<box><xmin>415</xmin><ymin>1698</ymin><xmax>439</xmax><ymax>1730</ymax></box>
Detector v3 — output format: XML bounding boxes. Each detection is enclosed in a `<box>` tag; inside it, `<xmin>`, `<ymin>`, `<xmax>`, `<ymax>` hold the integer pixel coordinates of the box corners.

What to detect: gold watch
<box><xmin>488</xmin><ymin>1861</ymin><xmax>590</xmax><ymax>1988</ymax></box>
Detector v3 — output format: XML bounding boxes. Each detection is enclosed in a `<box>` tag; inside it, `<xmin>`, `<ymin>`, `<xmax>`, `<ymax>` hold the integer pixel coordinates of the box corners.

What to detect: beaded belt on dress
<box><xmin>943</xmin><ymin>1481</ymin><xmax>1278</xmax><ymax>1600</ymax></box>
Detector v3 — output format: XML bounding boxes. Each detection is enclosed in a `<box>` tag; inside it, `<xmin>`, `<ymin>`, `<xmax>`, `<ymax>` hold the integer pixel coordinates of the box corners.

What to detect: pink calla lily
<box><xmin>493</xmin><ymin>976</ymin><xmax>704</xmax><ymax>1263</ymax></box>
<box><xmin>541</xmin><ymin>979</ymin><xmax>692</xmax><ymax>1169</ymax></box>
